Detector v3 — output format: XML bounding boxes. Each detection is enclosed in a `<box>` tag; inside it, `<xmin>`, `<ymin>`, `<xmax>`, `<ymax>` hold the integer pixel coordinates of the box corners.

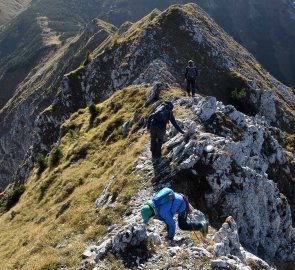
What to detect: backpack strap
<box><xmin>178</xmin><ymin>193</ymin><xmax>190</xmax><ymax>213</ymax></box>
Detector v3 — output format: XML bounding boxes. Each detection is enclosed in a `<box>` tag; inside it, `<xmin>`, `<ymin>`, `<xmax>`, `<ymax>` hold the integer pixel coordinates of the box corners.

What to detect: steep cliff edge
<box><xmin>0</xmin><ymin>19</ymin><xmax>116</xmax><ymax>191</ymax></box>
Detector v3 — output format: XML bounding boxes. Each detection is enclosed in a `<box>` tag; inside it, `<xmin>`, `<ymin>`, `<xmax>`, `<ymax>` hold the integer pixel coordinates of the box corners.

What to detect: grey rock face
<box><xmin>145</xmin><ymin>82</ymin><xmax>170</xmax><ymax>106</ymax></box>
<box><xmin>112</xmin><ymin>223</ymin><xmax>147</xmax><ymax>254</ymax></box>
<box><xmin>213</xmin><ymin>217</ymin><xmax>246</xmax><ymax>263</ymax></box>
<box><xmin>82</xmin><ymin>223</ymin><xmax>161</xmax><ymax>264</ymax></box>
<box><xmin>160</xmin><ymin>96</ymin><xmax>295</xmax><ymax>261</ymax></box>
<box><xmin>122</xmin><ymin>110</ymin><xmax>140</xmax><ymax>137</ymax></box>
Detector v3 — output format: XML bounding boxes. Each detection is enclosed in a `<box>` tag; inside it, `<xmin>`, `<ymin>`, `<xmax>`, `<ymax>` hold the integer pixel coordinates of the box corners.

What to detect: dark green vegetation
<box><xmin>48</xmin><ymin>145</ymin><xmax>63</xmax><ymax>168</ymax></box>
<box><xmin>229</xmin><ymin>88</ymin><xmax>255</xmax><ymax>115</ymax></box>
<box><xmin>0</xmin><ymin>184</ymin><xmax>26</xmax><ymax>211</ymax></box>
<box><xmin>36</xmin><ymin>154</ymin><xmax>48</xmax><ymax>176</ymax></box>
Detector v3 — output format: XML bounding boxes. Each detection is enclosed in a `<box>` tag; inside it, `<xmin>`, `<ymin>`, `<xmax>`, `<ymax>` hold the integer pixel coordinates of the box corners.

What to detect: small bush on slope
<box><xmin>49</xmin><ymin>145</ymin><xmax>63</xmax><ymax>169</ymax></box>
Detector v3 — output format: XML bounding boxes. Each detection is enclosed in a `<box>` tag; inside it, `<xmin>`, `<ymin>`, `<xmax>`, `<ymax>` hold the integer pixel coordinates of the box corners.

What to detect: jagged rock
<box><xmin>122</xmin><ymin>110</ymin><xmax>139</xmax><ymax>137</ymax></box>
<box><xmin>211</xmin><ymin>259</ymin><xmax>228</xmax><ymax>269</ymax></box>
<box><xmin>93</xmin><ymin>176</ymin><xmax>115</xmax><ymax>209</ymax></box>
<box><xmin>112</xmin><ymin>223</ymin><xmax>147</xmax><ymax>254</ymax></box>
<box><xmin>211</xmin><ymin>257</ymin><xmax>250</xmax><ymax>270</ymax></box>
<box><xmin>147</xmin><ymin>232</ymin><xmax>162</xmax><ymax>245</ymax></box>
<box><xmin>82</xmin><ymin>245</ymin><xmax>100</xmax><ymax>259</ymax></box>
<box><xmin>244</xmin><ymin>251</ymin><xmax>271</xmax><ymax>270</ymax></box>
<box><xmin>194</xmin><ymin>96</ymin><xmax>217</xmax><ymax>121</ymax></box>
<box><xmin>213</xmin><ymin>217</ymin><xmax>246</xmax><ymax>263</ymax></box>
<box><xmin>134</xmin><ymin>59</ymin><xmax>176</xmax><ymax>87</ymax></box>
<box><xmin>161</xmin><ymin>97</ymin><xmax>295</xmax><ymax>261</ymax></box>
<box><xmin>145</xmin><ymin>82</ymin><xmax>170</xmax><ymax>105</ymax></box>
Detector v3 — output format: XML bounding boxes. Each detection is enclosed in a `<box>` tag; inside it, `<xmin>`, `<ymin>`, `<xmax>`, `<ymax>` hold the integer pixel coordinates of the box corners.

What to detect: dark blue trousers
<box><xmin>178</xmin><ymin>209</ymin><xmax>202</xmax><ymax>231</ymax></box>
<box><xmin>186</xmin><ymin>79</ymin><xmax>196</xmax><ymax>95</ymax></box>
<box><xmin>150</xmin><ymin>127</ymin><xmax>166</xmax><ymax>158</ymax></box>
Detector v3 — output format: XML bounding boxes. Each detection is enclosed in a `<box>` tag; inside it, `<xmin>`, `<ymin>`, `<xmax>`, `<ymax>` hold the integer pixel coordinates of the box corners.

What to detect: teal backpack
<box><xmin>152</xmin><ymin>187</ymin><xmax>175</xmax><ymax>206</ymax></box>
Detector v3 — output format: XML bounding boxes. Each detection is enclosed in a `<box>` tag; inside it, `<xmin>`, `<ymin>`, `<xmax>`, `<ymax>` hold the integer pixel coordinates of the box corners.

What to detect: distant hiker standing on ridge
<box><xmin>147</xmin><ymin>101</ymin><xmax>184</xmax><ymax>160</ymax></box>
<box><xmin>141</xmin><ymin>187</ymin><xmax>208</xmax><ymax>240</ymax></box>
<box><xmin>185</xmin><ymin>60</ymin><xmax>199</xmax><ymax>97</ymax></box>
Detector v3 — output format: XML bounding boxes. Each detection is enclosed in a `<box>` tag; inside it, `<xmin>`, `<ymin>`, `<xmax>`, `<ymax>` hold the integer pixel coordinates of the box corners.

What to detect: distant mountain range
<box><xmin>0</xmin><ymin>0</ymin><xmax>294</xmax><ymax>113</ymax></box>
<box><xmin>0</xmin><ymin>0</ymin><xmax>31</xmax><ymax>27</ymax></box>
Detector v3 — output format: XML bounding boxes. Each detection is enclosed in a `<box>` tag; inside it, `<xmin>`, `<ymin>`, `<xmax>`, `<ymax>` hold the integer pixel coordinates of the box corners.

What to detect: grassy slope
<box><xmin>0</xmin><ymin>86</ymin><xmax>158</xmax><ymax>270</ymax></box>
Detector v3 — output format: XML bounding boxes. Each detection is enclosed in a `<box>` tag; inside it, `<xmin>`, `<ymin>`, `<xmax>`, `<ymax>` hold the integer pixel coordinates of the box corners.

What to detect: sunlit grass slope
<box><xmin>0</xmin><ymin>86</ymin><xmax>161</xmax><ymax>270</ymax></box>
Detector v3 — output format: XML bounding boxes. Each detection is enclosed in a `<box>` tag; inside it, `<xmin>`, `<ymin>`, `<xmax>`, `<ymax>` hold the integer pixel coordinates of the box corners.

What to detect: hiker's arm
<box><xmin>195</xmin><ymin>68</ymin><xmax>199</xmax><ymax>77</ymax></box>
<box><xmin>147</xmin><ymin>114</ymin><xmax>153</xmax><ymax>130</ymax></box>
<box><xmin>170</xmin><ymin>114</ymin><xmax>184</xmax><ymax>134</ymax></box>
<box><xmin>164</xmin><ymin>213</ymin><xmax>176</xmax><ymax>239</ymax></box>
<box><xmin>185</xmin><ymin>67</ymin><xmax>188</xmax><ymax>79</ymax></box>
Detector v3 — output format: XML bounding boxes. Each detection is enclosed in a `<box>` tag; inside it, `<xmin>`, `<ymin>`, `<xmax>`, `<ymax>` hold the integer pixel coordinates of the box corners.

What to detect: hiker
<box><xmin>185</xmin><ymin>60</ymin><xmax>199</xmax><ymax>97</ymax></box>
<box><xmin>141</xmin><ymin>187</ymin><xmax>208</xmax><ymax>240</ymax></box>
<box><xmin>147</xmin><ymin>101</ymin><xmax>185</xmax><ymax>159</ymax></box>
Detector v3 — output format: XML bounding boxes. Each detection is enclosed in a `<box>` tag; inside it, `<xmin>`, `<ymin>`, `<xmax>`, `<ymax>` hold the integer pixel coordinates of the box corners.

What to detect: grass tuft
<box><xmin>49</xmin><ymin>145</ymin><xmax>63</xmax><ymax>169</ymax></box>
<box><xmin>4</xmin><ymin>185</ymin><xmax>26</xmax><ymax>211</ymax></box>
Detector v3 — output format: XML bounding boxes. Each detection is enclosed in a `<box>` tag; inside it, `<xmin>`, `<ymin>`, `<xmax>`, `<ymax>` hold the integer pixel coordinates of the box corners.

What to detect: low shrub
<box><xmin>49</xmin><ymin>146</ymin><xmax>63</xmax><ymax>168</ymax></box>
<box><xmin>89</xmin><ymin>103</ymin><xmax>100</xmax><ymax>120</ymax></box>
<box><xmin>230</xmin><ymin>88</ymin><xmax>256</xmax><ymax>115</ymax></box>
<box><xmin>5</xmin><ymin>185</ymin><xmax>25</xmax><ymax>211</ymax></box>
<box><xmin>36</xmin><ymin>154</ymin><xmax>48</xmax><ymax>175</ymax></box>
<box><xmin>39</xmin><ymin>177</ymin><xmax>55</xmax><ymax>201</ymax></box>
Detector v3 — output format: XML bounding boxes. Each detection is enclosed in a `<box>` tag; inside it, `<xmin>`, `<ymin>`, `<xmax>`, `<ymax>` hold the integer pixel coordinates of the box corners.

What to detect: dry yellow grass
<box><xmin>0</xmin><ymin>85</ymin><xmax>183</xmax><ymax>270</ymax></box>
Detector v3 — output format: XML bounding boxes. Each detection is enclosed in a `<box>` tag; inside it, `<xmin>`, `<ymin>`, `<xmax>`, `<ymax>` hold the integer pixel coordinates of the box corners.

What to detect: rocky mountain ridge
<box><xmin>0</xmin><ymin>2</ymin><xmax>294</xmax><ymax>192</ymax></box>
<box><xmin>0</xmin><ymin>19</ymin><xmax>116</xmax><ymax>190</ymax></box>
<box><xmin>16</xmin><ymin>3</ymin><xmax>294</xmax><ymax>188</ymax></box>
<box><xmin>0</xmin><ymin>3</ymin><xmax>294</xmax><ymax>269</ymax></box>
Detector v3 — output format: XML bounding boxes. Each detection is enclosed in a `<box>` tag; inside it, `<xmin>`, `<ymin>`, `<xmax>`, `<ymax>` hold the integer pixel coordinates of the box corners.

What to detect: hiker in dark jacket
<box><xmin>185</xmin><ymin>60</ymin><xmax>199</xmax><ymax>97</ymax></box>
<box><xmin>141</xmin><ymin>187</ymin><xmax>208</xmax><ymax>240</ymax></box>
<box><xmin>147</xmin><ymin>101</ymin><xmax>184</xmax><ymax>159</ymax></box>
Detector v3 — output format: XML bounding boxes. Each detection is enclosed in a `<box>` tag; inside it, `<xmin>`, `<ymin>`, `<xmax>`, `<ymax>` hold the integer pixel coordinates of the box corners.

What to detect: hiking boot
<box><xmin>200</xmin><ymin>220</ymin><xmax>209</xmax><ymax>238</ymax></box>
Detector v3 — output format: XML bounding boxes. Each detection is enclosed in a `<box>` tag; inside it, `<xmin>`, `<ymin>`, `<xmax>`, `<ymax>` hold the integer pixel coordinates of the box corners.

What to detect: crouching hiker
<box><xmin>147</xmin><ymin>101</ymin><xmax>185</xmax><ymax>160</ymax></box>
<box><xmin>141</xmin><ymin>187</ymin><xmax>208</xmax><ymax>241</ymax></box>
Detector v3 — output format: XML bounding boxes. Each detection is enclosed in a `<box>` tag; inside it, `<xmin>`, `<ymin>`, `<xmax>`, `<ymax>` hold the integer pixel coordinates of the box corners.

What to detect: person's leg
<box><xmin>150</xmin><ymin>128</ymin><xmax>157</xmax><ymax>159</ymax></box>
<box><xmin>178</xmin><ymin>210</ymin><xmax>203</xmax><ymax>231</ymax></box>
<box><xmin>186</xmin><ymin>80</ymin><xmax>191</xmax><ymax>96</ymax></box>
<box><xmin>191</xmin><ymin>80</ymin><xmax>196</xmax><ymax>96</ymax></box>
<box><xmin>155</xmin><ymin>129</ymin><xmax>165</xmax><ymax>158</ymax></box>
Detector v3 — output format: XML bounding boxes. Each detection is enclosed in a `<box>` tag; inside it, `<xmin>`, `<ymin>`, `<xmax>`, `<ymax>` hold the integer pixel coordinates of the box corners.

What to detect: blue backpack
<box><xmin>152</xmin><ymin>188</ymin><xmax>175</xmax><ymax>206</ymax></box>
